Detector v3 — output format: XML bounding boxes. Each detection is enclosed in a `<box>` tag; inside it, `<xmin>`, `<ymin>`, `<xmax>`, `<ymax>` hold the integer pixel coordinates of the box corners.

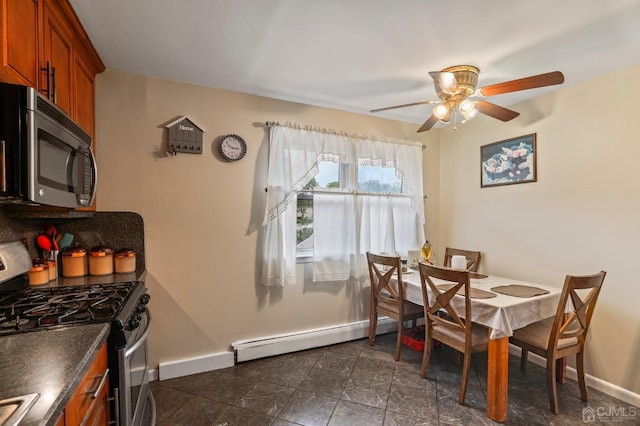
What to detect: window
<box><xmin>262</xmin><ymin>123</ymin><xmax>424</xmax><ymax>286</ymax></box>
<box><xmin>296</xmin><ymin>160</ymin><xmax>404</xmax><ymax>260</ymax></box>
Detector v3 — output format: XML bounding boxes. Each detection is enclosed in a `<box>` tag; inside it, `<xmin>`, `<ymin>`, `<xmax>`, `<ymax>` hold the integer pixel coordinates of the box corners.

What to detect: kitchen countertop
<box><xmin>41</xmin><ymin>268</ymin><xmax>146</xmax><ymax>288</ymax></box>
<box><xmin>0</xmin><ymin>323</ymin><xmax>110</xmax><ymax>426</ymax></box>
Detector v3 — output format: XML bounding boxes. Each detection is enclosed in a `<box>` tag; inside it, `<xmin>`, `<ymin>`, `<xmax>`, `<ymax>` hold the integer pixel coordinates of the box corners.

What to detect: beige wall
<box><xmin>436</xmin><ymin>65</ymin><xmax>640</xmax><ymax>395</ymax></box>
<box><xmin>94</xmin><ymin>70</ymin><xmax>437</xmax><ymax>368</ymax></box>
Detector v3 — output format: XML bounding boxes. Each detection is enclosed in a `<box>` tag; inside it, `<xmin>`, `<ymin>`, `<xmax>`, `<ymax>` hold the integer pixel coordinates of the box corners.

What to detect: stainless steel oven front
<box><xmin>113</xmin><ymin>308</ymin><xmax>153</xmax><ymax>426</ymax></box>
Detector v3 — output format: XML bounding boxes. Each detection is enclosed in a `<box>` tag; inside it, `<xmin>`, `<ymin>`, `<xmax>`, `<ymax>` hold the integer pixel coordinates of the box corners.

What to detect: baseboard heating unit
<box><xmin>231</xmin><ymin>317</ymin><xmax>400</xmax><ymax>363</ymax></box>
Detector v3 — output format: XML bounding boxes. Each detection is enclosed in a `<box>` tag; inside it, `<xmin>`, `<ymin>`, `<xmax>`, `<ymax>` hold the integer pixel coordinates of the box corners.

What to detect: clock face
<box><xmin>220</xmin><ymin>134</ymin><xmax>247</xmax><ymax>161</ymax></box>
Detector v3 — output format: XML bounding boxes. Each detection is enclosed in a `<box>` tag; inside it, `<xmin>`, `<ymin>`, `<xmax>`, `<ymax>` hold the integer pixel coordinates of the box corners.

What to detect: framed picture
<box><xmin>481</xmin><ymin>133</ymin><xmax>537</xmax><ymax>188</ymax></box>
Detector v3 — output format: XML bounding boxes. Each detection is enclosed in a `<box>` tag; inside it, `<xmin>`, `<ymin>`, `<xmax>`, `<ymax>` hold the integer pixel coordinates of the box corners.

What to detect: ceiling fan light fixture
<box><xmin>433</xmin><ymin>103</ymin><xmax>451</xmax><ymax>122</ymax></box>
<box><xmin>459</xmin><ymin>99</ymin><xmax>478</xmax><ymax>120</ymax></box>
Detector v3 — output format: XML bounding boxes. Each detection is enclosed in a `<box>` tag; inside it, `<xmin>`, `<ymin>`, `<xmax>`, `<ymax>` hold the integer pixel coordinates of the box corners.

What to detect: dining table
<box><xmin>396</xmin><ymin>268</ymin><xmax>563</xmax><ymax>423</ymax></box>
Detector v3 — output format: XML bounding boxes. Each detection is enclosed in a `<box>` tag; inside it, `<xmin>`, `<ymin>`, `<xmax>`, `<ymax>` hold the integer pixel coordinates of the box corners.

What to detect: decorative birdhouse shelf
<box><xmin>166</xmin><ymin>116</ymin><xmax>204</xmax><ymax>154</ymax></box>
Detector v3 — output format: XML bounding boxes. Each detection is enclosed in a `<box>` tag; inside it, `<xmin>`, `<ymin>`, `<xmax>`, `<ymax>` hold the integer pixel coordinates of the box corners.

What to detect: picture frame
<box><xmin>481</xmin><ymin>133</ymin><xmax>537</xmax><ymax>188</ymax></box>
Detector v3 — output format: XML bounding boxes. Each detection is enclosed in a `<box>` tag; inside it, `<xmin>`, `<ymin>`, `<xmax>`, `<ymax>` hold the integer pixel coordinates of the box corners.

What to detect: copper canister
<box><xmin>89</xmin><ymin>243</ymin><xmax>114</xmax><ymax>276</ymax></box>
<box><xmin>114</xmin><ymin>248</ymin><xmax>136</xmax><ymax>273</ymax></box>
<box><xmin>62</xmin><ymin>243</ymin><xmax>89</xmax><ymax>277</ymax></box>
<box><xmin>28</xmin><ymin>259</ymin><xmax>50</xmax><ymax>285</ymax></box>
<box><xmin>46</xmin><ymin>259</ymin><xmax>57</xmax><ymax>280</ymax></box>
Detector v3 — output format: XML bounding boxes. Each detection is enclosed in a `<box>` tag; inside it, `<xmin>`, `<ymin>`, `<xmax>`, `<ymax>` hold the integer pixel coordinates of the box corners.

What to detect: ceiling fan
<box><xmin>370</xmin><ymin>65</ymin><xmax>565</xmax><ymax>132</ymax></box>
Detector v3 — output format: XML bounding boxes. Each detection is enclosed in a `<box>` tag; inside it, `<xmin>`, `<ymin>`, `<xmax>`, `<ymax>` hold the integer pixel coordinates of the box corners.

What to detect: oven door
<box><xmin>119</xmin><ymin>310</ymin><xmax>151</xmax><ymax>426</ymax></box>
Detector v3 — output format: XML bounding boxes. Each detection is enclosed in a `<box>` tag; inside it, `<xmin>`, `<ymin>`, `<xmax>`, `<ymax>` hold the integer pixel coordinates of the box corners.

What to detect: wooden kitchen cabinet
<box><xmin>0</xmin><ymin>0</ymin><xmax>40</xmax><ymax>87</ymax></box>
<box><xmin>56</xmin><ymin>341</ymin><xmax>111</xmax><ymax>426</ymax></box>
<box><xmin>41</xmin><ymin>0</ymin><xmax>73</xmax><ymax>115</ymax></box>
<box><xmin>0</xmin><ymin>0</ymin><xmax>103</xmax><ymax>136</ymax></box>
<box><xmin>41</xmin><ymin>0</ymin><xmax>104</xmax><ymax>133</ymax></box>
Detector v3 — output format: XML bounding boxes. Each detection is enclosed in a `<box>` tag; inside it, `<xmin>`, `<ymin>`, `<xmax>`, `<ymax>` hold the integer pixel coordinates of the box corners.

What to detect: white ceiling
<box><xmin>69</xmin><ymin>0</ymin><xmax>640</xmax><ymax>128</ymax></box>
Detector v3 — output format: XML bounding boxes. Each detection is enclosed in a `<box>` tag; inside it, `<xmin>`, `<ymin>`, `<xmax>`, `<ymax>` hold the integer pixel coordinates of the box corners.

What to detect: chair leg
<box><xmin>394</xmin><ymin>319</ymin><xmax>403</xmax><ymax>361</ymax></box>
<box><xmin>520</xmin><ymin>348</ymin><xmax>528</xmax><ymax>371</ymax></box>
<box><xmin>369</xmin><ymin>311</ymin><xmax>377</xmax><ymax>346</ymax></box>
<box><xmin>459</xmin><ymin>352</ymin><xmax>471</xmax><ymax>405</ymax></box>
<box><xmin>547</xmin><ymin>357</ymin><xmax>560</xmax><ymax>414</ymax></box>
<box><xmin>576</xmin><ymin>351</ymin><xmax>588</xmax><ymax>402</ymax></box>
<box><xmin>420</xmin><ymin>333</ymin><xmax>432</xmax><ymax>379</ymax></box>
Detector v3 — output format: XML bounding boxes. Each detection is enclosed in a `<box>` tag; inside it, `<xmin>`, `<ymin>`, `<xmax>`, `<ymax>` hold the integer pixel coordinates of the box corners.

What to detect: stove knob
<box><xmin>129</xmin><ymin>318</ymin><xmax>140</xmax><ymax>330</ymax></box>
<box><xmin>140</xmin><ymin>294</ymin><xmax>151</xmax><ymax>305</ymax></box>
<box><xmin>135</xmin><ymin>304</ymin><xmax>146</xmax><ymax>314</ymax></box>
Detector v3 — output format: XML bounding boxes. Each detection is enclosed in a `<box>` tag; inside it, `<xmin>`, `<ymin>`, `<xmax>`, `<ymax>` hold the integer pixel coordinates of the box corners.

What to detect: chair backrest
<box><xmin>418</xmin><ymin>262</ymin><xmax>472</xmax><ymax>343</ymax></box>
<box><xmin>366</xmin><ymin>252</ymin><xmax>406</xmax><ymax>308</ymax></box>
<box><xmin>548</xmin><ymin>271</ymin><xmax>606</xmax><ymax>350</ymax></box>
<box><xmin>443</xmin><ymin>247</ymin><xmax>482</xmax><ymax>272</ymax></box>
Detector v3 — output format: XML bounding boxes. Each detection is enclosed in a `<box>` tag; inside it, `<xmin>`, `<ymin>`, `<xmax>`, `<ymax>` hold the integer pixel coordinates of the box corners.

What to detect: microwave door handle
<box><xmin>1</xmin><ymin>140</ymin><xmax>6</xmax><ymax>192</ymax></box>
<box><xmin>88</xmin><ymin>147</ymin><xmax>97</xmax><ymax>206</ymax></box>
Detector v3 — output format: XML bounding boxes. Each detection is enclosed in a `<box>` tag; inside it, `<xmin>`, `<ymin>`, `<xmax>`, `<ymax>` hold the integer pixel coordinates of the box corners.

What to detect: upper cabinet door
<box><xmin>0</xmin><ymin>0</ymin><xmax>39</xmax><ymax>87</ymax></box>
<box><xmin>41</xmin><ymin>0</ymin><xmax>73</xmax><ymax>115</ymax></box>
<box><xmin>73</xmin><ymin>53</ymin><xmax>95</xmax><ymax>138</ymax></box>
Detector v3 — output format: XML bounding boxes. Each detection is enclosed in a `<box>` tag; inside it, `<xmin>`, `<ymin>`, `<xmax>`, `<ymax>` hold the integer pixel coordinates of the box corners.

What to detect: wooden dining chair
<box><xmin>417</xmin><ymin>262</ymin><xmax>489</xmax><ymax>404</ymax></box>
<box><xmin>366</xmin><ymin>252</ymin><xmax>424</xmax><ymax>361</ymax></box>
<box><xmin>509</xmin><ymin>271</ymin><xmax>606</xmax><ymax>414</ymax></box>
<box><xmin>443</xmin><ymin>247</ymin><xmax>482</xmax><ymax>272</ymax></box>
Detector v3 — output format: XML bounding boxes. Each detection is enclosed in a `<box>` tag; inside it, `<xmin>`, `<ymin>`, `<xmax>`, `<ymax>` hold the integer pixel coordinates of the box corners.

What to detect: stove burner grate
<box><xmin>0</xmin><ymin>281</ymin><xmax>139</xmax><ymax>334</ymax></box>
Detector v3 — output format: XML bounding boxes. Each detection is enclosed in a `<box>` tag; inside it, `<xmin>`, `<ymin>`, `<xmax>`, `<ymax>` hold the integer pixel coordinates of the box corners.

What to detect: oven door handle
<box><xmin>125</xmin><ymin>310</ymin><xmax>151</xmax><ymax>359</ymax></box>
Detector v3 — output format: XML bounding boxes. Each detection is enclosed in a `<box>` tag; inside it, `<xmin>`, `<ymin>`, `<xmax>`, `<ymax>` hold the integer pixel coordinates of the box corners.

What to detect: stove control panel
<box><xmin>127</xmin><ymin>293</ymin><xmax>150</xmax><ymax>330</ymax></box>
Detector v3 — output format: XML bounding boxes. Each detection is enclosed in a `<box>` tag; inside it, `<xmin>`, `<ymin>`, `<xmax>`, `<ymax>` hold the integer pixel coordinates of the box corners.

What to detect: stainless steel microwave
<box><xmin>0</xmin><ymin>82</ymin><xmax>97</xmax><ymax>208</ymax></box>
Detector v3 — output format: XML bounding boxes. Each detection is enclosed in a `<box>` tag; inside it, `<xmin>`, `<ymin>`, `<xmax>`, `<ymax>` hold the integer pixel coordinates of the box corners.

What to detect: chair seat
<box><xmin>512</xmin><ymin>317</ymin><xmax>578</xmax><ymax>350</ymax></box>
<box><xmin>433</xmin><ymin>323</ymin><xmax>489</xmax><ymax>346</ymax></box>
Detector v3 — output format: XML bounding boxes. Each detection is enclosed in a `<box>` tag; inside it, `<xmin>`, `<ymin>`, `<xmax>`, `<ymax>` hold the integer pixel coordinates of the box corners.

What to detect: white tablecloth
<box><xmin>397</xmin><ymin>271</ymin><xmax>562</xmax><ymax>339</ymax></box>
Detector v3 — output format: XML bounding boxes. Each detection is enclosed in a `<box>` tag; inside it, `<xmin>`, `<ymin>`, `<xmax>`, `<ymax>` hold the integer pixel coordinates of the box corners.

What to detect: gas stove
<box><xmin>0</xmin><ymin>280</ymin><xmax>148</xmax><ymax>336</ymax></box>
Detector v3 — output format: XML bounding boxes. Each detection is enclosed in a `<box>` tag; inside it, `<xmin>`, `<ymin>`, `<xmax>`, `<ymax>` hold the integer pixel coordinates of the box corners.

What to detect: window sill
<box><xmin>296</xmin><ymin>249</ymin><xmax>313</xmax><ymax>264</ymax></box>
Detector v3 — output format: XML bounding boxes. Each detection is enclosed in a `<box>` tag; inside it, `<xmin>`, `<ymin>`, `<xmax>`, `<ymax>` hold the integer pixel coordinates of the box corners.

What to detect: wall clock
<box><xmin>219</xmin><ymin>134</ymin><xmax>247</xmax><ymax>162</ymax></box>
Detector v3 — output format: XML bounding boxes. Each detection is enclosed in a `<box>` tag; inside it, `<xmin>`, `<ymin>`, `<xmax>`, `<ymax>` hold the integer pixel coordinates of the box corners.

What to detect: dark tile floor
<box><xmin>150</xmin><ymin>333</ymin><xmax>639</xmax><ymax>425</ymax></box>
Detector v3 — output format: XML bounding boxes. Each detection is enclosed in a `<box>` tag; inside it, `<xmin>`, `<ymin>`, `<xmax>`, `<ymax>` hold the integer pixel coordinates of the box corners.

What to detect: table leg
<box><xmin>486</xmin><ymin>333</ymin><xmax>508</xmax><ymax>423</ymax></box>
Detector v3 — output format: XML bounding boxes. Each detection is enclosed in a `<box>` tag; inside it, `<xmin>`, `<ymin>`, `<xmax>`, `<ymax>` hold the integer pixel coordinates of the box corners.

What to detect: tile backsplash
<box><xmin>0</xmin><ymin>207</ymin><xmax>145</xmax><ymax>272</ymax></box>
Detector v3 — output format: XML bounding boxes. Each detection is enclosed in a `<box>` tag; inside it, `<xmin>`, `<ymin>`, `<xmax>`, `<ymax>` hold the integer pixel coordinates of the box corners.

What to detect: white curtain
<box><xmin>261</xmin><ymin>123</ymin><xmax>425</xmax><ymax>286</ymax></box>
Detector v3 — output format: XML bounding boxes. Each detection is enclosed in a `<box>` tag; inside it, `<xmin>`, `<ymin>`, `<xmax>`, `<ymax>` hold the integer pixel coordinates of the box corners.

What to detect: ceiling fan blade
<box><xmin>370</xmin><ymin>100</ymin><xmax>437</xmax><ymax>113</ymax></box>
<box><xmin>429</xmin><ymin>71</ymin><xmax>459</xmax><ymax>94</ymax></box>
<box><xmin>478</xmin><ymin>71</ymin><xmax>564</xmax><ymax>97</ymax></box>
<box><xmin>476</xmin><ymin>100</ymin><xmax>520</xmax><ymax>121</ymax></box>
<box><xmin>417</xmin><ymin>114</ymin><xmax>439</xmax><ymax>132</ymax></box>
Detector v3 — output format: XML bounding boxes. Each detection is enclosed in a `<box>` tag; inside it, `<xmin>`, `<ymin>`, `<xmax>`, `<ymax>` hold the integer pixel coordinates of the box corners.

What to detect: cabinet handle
<box><xmin>86</xmin><ymin>368</ymin><xmax>109</xmax><ymax>399</ymax></box>
<box><xmin>51</xmin><ymin>66</ymin><xmax>57</xmax><ymax>103</ymax></box>
<box><xmin>40</xmin><ymin>61</ymin><xmax>52</xmax><ymax>99</ymax></box>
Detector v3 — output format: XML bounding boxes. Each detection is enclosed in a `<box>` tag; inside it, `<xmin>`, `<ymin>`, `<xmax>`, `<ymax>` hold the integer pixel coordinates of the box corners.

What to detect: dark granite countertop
<box><xmin>0</xmin><ymin>323</ymin><xmax>110</xmax><ymax>426</ymax></box>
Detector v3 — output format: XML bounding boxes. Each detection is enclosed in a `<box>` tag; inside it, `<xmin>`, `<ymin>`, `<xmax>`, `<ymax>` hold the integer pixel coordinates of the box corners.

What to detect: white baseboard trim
<box><xmin>508</xmin><ymin>345</ymin><xmax>640</xmax><ymax>408</ymax></box>
<box><xmin>148</xmin><ymin>368</ymin><xmax>158</xmax><ymax>382</ymax></box>
<box><xmin>231</xmin><ymin>317</ymin><xmax>406</xmax><ymax>363</ymax></box>
<box><xmin>157</xmin><ymin>351</ymin><xmax>235</xmax><ymax>381</ymax></box>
